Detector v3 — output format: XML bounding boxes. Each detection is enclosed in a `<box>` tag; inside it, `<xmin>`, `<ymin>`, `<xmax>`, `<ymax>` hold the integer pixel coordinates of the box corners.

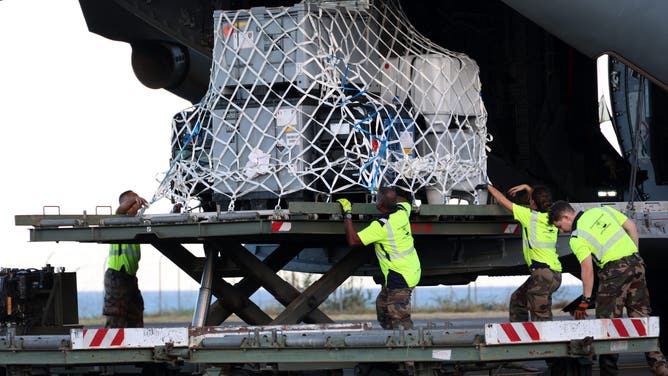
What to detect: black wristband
<box><xmin>581</xmin><ymin>296</ymin><xmax>592</xmax><ymax>304</ymax></box>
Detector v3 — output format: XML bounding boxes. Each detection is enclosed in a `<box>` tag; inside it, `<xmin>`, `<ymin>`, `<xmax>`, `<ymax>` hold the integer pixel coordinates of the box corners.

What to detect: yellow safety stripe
<box><xmin>529</xmin><ymin>211</ymin><xmax>554</xmax><ymax>249</ymax></box>
<box><xmin>601</xmin><ymin>206</ymin><xmax>621</xmax><ymax>224</ymax></box>
<box><xmin>375</xmin><ymin>246</ymin><xmax>416</xmax><ymax>261</ymax></box>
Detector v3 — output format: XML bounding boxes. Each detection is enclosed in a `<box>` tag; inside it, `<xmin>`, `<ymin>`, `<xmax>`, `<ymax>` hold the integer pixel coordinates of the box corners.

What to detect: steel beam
<box><xmin>0</xmin><ymin>338</ymin><xmax>657</xmax><ymax>371</ymax></box>
<box><xmin>271</xmin><ymin>247</ymin><xmax>370</xmax><ymax>324</ymax></box>
<box><xmin>24</xmin><ymin>219</ymin><xmax>523</xmax><ymax>244</ymax></box>
<box><xmin>150</xmin><ymin>239</ymin><xmax>272</xmax><ymax>325</ymax></box>
<box><xmin>286</xmin><ymin>202</ymin><xmax>513</xmax><ymax>217</ymax></box>
<box><xmin>16</xmin><ymin>214</ymin><xmax>113</xmax><ymax>226</ymax></box>
<box><xmin>0</xmin><ymin>348</ymin><xmax>154</xmax><ymax>364</ymax></box>
<box><xmin>206</xmin><ymin>244</ymin><xmax>303</xmax><ymax>325</ymax></box>
<box><xmin>212</xmin><ymin>241</ymin><xmax>333</xmax><ymax>324</ymax></box>
<box><xmin>192</xmin><ymin>243</ymin><xmax>216</xmax><ymax>327</ymax></box>
<box><xmin>188</xmin><ymin>338</ymin><xmax>660</xmax><ymax>364</ymax></box>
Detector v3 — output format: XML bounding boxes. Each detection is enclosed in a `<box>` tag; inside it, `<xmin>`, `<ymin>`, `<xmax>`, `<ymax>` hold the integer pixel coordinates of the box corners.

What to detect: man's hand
<box><xmin>118</xmin><ymin>196</ymin><xmax>149</xmax><ymax>215</ymax></box>
<box><xmin>336</xmin><ymin>198</ymin><xmax>352</xmax><ymax>214</ymax></box>
<box><xmin>574</xmin><ymin>296</ymin><xmax>591</xmax><ymax>320</ymax></box>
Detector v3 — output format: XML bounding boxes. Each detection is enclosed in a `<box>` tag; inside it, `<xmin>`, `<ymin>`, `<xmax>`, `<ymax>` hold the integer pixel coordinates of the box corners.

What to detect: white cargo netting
<box><xmin>155</xmin><ymin>0</ymin><xmax>489</xmax><ymax>209</ymax></box>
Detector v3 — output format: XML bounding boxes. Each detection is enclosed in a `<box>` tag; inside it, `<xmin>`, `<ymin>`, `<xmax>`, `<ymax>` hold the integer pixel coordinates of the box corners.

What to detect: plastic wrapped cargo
<box><xmin>157</xmin><ymin>0</ymin><xmax>489</xmax><ymax>209</ymax></box>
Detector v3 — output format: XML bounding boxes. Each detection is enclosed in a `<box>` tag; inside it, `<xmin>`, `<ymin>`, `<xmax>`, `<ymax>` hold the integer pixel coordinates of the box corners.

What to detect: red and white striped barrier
<box><xmin>71</xmin><ymin>328</ymin><xmax>189</xmax><ymax>349</ymax></box>
<box><xmin>503</xmin><ymin>223</ymin><xmax>520</xmax><ymax>234</ymax></box>
<box><xmin>271</xmin><ymin>221</ymin><xmax>292</xmax><ymax>232</ymax></box>
<box><xmin>485</xmin><ymin>317</ymin><xmax>659</xmax><ymax>345</ymax></box>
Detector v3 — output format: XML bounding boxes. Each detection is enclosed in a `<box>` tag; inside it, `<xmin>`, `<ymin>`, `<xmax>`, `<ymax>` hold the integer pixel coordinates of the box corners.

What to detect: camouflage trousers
<box><xmin>376</xmin><ymin>287</ymin><xmax>414</xmax><ymax>330</ymax></box>
<box><xmin>509</xmin><ymin>268</ymin><xmax>561</xmax><ymax>322</ymax></box>
<box><xmin>103</xmin><ymin>268</ymin><xmax>144</xmax><ymax>328</ymax></box>
<box><xmin>596</xmin><ymin>253</ymin><xmax>667</xmax><ymax>375</ymax></box>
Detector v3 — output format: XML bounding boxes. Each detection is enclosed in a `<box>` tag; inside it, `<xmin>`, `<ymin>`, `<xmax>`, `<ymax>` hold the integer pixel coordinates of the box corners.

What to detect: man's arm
<box><xmin>622</xmin><ymin>218</ymin><xmax>639</xmax><ymax>248</ymax></box>
<box><xmin>117</xmin><ymin>196</ymin><xmax>148</xmax><ymax>215</ymax></box>
<box><xmin>580</xmin><ymin>255</ymin><xmax>595</xmax><ymax>298</ymax></box>
<box><xmin>487</xmin><ymin>184</ymin><xmax>513</xmax><ymax>212</ymax></box>
<box><xmin>337</xmin><ymin>198</ymin><xmax>362</xmax><ymax>247</ymax></box>
<box><xmin>343</xmin><ymin>217</ymin><xmax>363</xmax><ymax>247</ymax></box>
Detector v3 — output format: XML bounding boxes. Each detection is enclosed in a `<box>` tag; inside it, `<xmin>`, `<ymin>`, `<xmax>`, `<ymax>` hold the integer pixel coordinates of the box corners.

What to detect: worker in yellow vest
<box><xmin>103</xmin><ymin>190</ymin><xmax>147</xmax><ymax>328</ymax></box>
<box><xmin>487</xmin><ymin>183</ymin><xmax>562</xmax><ymax>322</ymax></box>
<box><xmin>549</xmin><ymin>201</ymin><xmax>668</xmax><ymax>376</ymax></box>
<box><xmin>338</xmin><ymin>187</ymin><xmax>421</xmax><ymax>330</ymax></box>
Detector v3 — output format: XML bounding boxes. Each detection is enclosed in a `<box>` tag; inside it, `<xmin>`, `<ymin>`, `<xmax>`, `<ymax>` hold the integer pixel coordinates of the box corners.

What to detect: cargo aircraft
<box><xmin>70</xmin><ymin>0</ymin><xmax>668</xmax><ymax>337</ymax></box>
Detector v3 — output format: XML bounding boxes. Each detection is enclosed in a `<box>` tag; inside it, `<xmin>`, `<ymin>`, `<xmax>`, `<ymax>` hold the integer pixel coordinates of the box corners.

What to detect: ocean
<box><xmin>77</xmin><ymin>284</ymin><xmax>582</xmax><ymax>318</ymax></box>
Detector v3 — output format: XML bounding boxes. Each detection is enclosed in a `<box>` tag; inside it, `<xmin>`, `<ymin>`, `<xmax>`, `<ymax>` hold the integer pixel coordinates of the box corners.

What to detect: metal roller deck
<box><xmin>0</xmin><ymin>319</ymin><xmax>660</xmax><ymax>375</ymax></box>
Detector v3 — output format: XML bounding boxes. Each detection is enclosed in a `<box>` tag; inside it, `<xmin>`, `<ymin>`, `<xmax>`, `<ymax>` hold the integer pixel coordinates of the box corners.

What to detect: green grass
<box><xmin>80</xmin><ymin>309</ymin><xmax>196</xmax><ymax>326</ymax></box>
<box><xmin>80</xmin><ymin>299</ymin><xmax>572</xmax><ymax>324</ymax></box>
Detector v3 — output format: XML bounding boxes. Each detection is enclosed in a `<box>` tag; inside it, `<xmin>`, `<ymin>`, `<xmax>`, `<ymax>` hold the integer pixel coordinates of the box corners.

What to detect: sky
<box><xmin>0</xmin><ymin>0</ymin><xmax>197</xmax><ymax>291</ymax></box>
<box><xmin>0</xmin><ymin>1</ymin><xmax>580</xmax><ymax>295</ymax></box>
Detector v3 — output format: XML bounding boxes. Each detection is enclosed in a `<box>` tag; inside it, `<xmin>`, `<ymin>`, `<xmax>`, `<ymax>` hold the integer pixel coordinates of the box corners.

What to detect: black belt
<box><xmin>530</xmin><ymin>261</ymin><xmax>550</xmax><ymax>270</ymax></box>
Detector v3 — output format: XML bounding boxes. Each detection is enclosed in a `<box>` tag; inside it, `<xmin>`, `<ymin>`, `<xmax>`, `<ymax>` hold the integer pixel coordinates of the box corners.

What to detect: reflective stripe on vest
<box><xmin>572</xmin><ymin>225</ymin><xmax>628</xmax><ymax>262</ymax></box>
<box><xmin>374</xmin><ymin>218</ymin><xmax>416</xmax><ymax>262</ymax></box>
<box><xmin>529</xmin><ymin>211</ymin><xmax>554</xmax><ymax>249</ymax></box>
<box><xmin>601</xmin><ymin>206</ymin><xmax>621</xmax><ymax>224</ymax></box>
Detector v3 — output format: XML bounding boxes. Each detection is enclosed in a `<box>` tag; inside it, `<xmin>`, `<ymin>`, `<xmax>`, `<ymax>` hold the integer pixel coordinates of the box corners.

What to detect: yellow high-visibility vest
<box><xmin>358</xmin><ymin>202</ymin><xmax>421</xmax><ymax>287</ymax></box>
<box><xmin>108</xmin><ymin>244</ymin><xmax>141</xmax><ymax>276</ymax></box>
<box><xmin>570</xmin><ymin>206</ymin><xmax>637</xmax><ymax>267</ymax></box>
<box><xmin>512</xmin><ymin>204</ymin><xmax>561</xmax><ymax>272</ymax></box>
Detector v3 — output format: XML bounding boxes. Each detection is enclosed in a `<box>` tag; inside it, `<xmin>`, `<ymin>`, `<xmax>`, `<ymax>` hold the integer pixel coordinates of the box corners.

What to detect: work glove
<box><xmin>573</xmin><ymin>296</ymin><xmax>592</xmax><ymax>320</ymax></box>
<box><xmin>336</xmin><ymin>198</ymin><xmax>352</xmax><ymax>214</ymax></box>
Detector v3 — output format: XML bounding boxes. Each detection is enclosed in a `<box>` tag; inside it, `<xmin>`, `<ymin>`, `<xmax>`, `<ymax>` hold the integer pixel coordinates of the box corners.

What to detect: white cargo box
<box><xmin>379</xmin><ymin>54</ymin><xmax>485</xmax><ymax>117</ymax></box>
<box><xmin>212</xmin><ymin>4</ymin><xmax>376</xmax><ymax>91</ymax></box>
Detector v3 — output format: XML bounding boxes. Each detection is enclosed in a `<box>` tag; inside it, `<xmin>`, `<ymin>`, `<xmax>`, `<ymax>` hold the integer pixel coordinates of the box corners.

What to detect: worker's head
<box><xmin>376</xmin><ymin>187</ymin><xmax>398</xmax><ymax>213</ymax></box>
<box><xmin>530</xmin><ymin>185</ymin><xmax>552</xmax><ymax>212</ymax></box>
<box><xmin>119</xmin><ymin>190</ymin><xmax>137</xmax><ymax>204</ymax></box>
<box><xmin>548</xmin><ymin>200</ymin><xmax>577</xmax><ymax>232</ymax></box>
<box><xmin>394</xmin><ymin>187</ymin><xmax>412</xmax><ymax>203</ymax></box>
<box><xmin>117</xmin><ymin>190</ymin><xmax>144</xmax><ymax>215</ymax></box>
